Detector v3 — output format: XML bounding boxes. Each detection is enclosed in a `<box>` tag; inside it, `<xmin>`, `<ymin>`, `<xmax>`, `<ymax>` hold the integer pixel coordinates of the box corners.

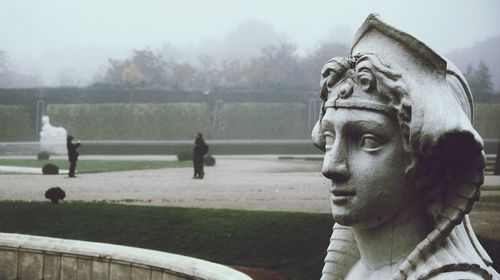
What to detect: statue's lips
<box><xmin>331</xmin><ymin>189</ymin><xmax>355</xmax><ymax>196</ymax></box>
<box><xmin>330</xmin><ymin>189</ymin><xmax>356</xmax><ymax>203</ymax></box>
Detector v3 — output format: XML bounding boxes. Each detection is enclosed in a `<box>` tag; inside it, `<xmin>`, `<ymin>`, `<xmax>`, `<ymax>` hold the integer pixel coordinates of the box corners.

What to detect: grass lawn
<box><xmin>0</xmin><ymin>159</ymin><xmax>191</xmax><ymax>173</ymax></box>
<box><xmin>0</xmin><ymin>201</ymin><xmax>331</xmax><ymax>279</ymax></box>
<box><xmin>0</xmin><ymin>202</ymin><xmax>499</xmax><ymax>278</ymax></box>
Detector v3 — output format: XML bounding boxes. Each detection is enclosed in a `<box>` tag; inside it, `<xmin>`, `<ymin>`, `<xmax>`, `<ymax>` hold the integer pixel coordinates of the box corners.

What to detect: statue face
<box><xmin>321</xmin><ymin>108</ymin><xmax>411</xmax><ymax>229</ymax></box>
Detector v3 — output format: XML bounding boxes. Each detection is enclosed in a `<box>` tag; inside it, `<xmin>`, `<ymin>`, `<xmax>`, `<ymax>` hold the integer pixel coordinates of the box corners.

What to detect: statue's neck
<box><xmin>350</xmin><ymin>202</ymin><xmax>431</xmax><ymax>278</ymax></box>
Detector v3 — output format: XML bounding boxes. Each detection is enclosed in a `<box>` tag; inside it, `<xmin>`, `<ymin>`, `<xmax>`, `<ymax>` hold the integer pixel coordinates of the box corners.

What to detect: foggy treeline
<box><xmin>0</xmin><ymin>50</ymin><xmax>43</xmax><ymax>88</ymax></box>
<box><xmin>93</xmin><ymin>41</ymin><xmax>349</xmax><ymax>92</ymax></box>
<box><xmin>0</xmin><ymin>19</ymin><xmax>498</xmax><ymax>99</ymax></box>
<box><xmin>0</xmin><ymin>20</ymin><xmax>348</xmax><ymax>91</ymax></box>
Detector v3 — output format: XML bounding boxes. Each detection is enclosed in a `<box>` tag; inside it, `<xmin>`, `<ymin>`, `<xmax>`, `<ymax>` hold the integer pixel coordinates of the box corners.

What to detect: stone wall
<box><xmin>0</xmin><ymin>233</ymin><xmax>251</xmax><ymax>280</ymax></box>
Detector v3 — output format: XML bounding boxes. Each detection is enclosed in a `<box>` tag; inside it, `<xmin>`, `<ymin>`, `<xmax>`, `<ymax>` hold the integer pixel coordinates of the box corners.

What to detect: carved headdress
<box><xmin>313</xmin><ymin>14</ymin><xmax>498</xmax><ymax>280</ymax></box>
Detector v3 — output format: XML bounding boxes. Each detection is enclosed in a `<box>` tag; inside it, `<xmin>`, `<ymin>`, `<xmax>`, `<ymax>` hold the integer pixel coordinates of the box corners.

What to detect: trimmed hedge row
<box><xmin>474</xmin><ymin>104</ymin><xmax>500</xmax><ymax>139</ymax></box>
<box><xmin>79</xmin><ymin>141</ymin><xmax>321</xmax><ymax>155</ymax></box>
<box><xmin>219</xmin><ymin>103</ymin><xmax>308</xmax><ymax>139</ymax></box>
<box><xmin>46</xmin><ymin>102</ymin><xmax>310</xmax><ymax>140</ymax></box>
<box><xmin>0</xmin><ymin>105</ymin><xmax>33</xmax><ymax>141</ymax></box>
<box><xmin>46</xmin><ymin>103</ymin><xmax>211</xmax><ymax>140</ymax></box>
<box><xmin>0</xmin><ymin>103</ymin><xmax>498</xmax><ymax>141</ymax></box>
<box><xmin>0</xmin><ymin>88</ymin><xmax>312</xmax><ymax>105</ymax></box>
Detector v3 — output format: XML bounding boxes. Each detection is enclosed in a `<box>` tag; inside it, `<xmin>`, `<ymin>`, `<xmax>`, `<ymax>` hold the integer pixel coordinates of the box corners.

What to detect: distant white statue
<box><xmin>39</xmin><ymin>115</ymin><xmax>67</xmax><ymax>155</ymax></box>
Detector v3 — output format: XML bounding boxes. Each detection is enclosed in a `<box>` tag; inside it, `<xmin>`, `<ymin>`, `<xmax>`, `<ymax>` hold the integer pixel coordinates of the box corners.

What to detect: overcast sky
<box><xmin>1</xmin><ymin>0</ymin><xmax>499</xmax><ymax>86</ymax></box>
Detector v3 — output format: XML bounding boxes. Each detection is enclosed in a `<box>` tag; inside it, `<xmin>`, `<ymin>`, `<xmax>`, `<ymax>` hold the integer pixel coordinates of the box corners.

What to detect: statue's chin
<box><xmin>332</xmin><ymin>213</ymin><xmax>388</xmax><ymax>229</ymax></box>
<box><xmin>331</xmin><ymin>211</ymin><xmax>357</xmax><ymax>227</ymax></box>
<box><xmin>331</xmin><ymin>208</ymin><xmax>394</xmax><ymax>229</ymax></box>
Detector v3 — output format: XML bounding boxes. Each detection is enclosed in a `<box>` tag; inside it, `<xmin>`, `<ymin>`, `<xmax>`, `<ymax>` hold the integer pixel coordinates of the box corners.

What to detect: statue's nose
<box><xmin>322</xmin><ymin>140</ymin><xmax>349</xmax><ymax>183</ymax></box>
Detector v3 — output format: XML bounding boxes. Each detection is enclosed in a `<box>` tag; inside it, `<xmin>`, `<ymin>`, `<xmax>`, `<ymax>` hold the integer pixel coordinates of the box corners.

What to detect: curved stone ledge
<box><xmin>0</xmin><ymin>232</ymin><xmax>252</xmax><ymax>280</ymax></box>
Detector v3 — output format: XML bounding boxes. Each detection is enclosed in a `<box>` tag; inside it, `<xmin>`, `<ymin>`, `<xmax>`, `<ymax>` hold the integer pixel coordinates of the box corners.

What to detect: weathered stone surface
<box><xmin>151</xmin><ymin>270</ymin><xmax>164</xmax><ymax>280</ymax></box>
<box><xmin>60</xmin><ymin>256</ymin><xmax>78</xmax><ymax>279</ymax></box>
<box><xmin>163</xmin><ymin>272</ymin><xmax>188</xmax><ymax>280</ymax></box>
<box><xmin>77</xmin><ymin>257</ymin><xmax>92</xmax><ymax>280</ymax></box>
<box><xmin>110</xmin><ymin>262</ymin><xmax>132</xmax><ymax>280</ymax></box>
<box><xmin>43</xmin><ymin>253</ymin><xmax>61</xmax><ymax>280</ymax></box>
<box><xmin>92</xmin><ymin>259</ymin><xmax>110</xmax><ymax>280</ymax></box>
<box><xmin>313</xmin><ymin>13</ymin><xmax>499</xmax><ymax>280</ymax></box>
<box><xmin>0</xmin><ymin>249</ymin><xmax>18</xmax><ymax>279</ymax></box>
<box><xmin>131</xmin><ymin>265</ymin><xmax>150</xmax><ymax>280</ymax></box>
<box><xmin>0</xmin><ymin>233</ymin><xmax>251</xmax><ymax>280</ymax></box>
<box><xmin>19</xmin><ymin>251</ymin><xmax>43</xmax><ymax>279</ymax></box>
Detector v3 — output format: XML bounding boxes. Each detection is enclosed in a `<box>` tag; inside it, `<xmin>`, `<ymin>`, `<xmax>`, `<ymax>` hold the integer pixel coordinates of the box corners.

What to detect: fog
<box><xmin>1</xmin><ymin>0</ymin><xmax>499</xmax><ymax>87</ymax></box>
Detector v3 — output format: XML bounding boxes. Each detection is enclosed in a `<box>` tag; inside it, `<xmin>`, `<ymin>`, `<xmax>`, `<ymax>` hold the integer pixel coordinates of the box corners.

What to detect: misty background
<box><xmin>0</xmin><ymin>0</ymin><xmax>499</xmax><ymax>93</ymax></box>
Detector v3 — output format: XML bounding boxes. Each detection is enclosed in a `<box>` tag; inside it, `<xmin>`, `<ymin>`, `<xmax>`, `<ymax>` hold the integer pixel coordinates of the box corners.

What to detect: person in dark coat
<box><xmin>192</xmin><ymin>132</ymin><xmax>208</xmax><ymax>179</ymax></box>
<box><xmin>495</xmin><ymin>137</ymin><xmax>500</xmax><ymax>175</ymax></box>
<box><xmin>66</xmin><ymin>135</ymin><xmax>81</xmax><ymax>178</ymax></box>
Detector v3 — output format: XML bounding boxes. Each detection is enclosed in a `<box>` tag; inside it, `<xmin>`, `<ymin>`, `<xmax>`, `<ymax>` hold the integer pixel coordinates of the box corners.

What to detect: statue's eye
<box><xmin>360</xmin><ymin>135</ymin><xmax>383</xmax><ymax>151</ymax></box>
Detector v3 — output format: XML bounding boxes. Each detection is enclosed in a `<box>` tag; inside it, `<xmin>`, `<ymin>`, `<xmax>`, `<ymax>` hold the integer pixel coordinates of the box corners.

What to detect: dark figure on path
<box><xmin>495</xmin><ymin>137</ymin><xmax>500</xmax><ymax>175</ymax></box>
<box><xmin>66</xmin><ymin>135</ymin><xmax>81</xmax><ymax>178</ymax></box>
<box><xmin>192</xmin><ymin>132</ymin><xmax>209</xmax><ymax>179</ymax></box>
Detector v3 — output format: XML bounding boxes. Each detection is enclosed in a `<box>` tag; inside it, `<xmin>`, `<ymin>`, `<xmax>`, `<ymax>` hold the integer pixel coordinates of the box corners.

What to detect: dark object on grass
<box><xmin>177</xmin><ymin>150</ymin><xmax>192</xmax><ymax>161</ymax></box>
<box><xmin>204</xmin><ymin>154</ymin><xmax>216</xmax><ymax>166</ymax></box>
<box><xmin>45</xmin><ymin>187</ymin><xmax>66</xmax><ymax>204</ymax></box>
<box><xmin>37</xmin><ymin>151</ymin><xmax>50</xmax><ymax>160</ymax></box>
<box><xmin>42</xmin><ymin>163</ymin><xmax>59</xmax><ymax>175</ymax></box>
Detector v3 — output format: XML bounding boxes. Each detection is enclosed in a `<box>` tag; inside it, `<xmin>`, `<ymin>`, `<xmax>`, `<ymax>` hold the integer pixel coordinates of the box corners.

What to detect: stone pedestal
<box><xmin>0</xmin><ymin>233</ymin><xmax>251</xmax><ymax>280</ymax></box>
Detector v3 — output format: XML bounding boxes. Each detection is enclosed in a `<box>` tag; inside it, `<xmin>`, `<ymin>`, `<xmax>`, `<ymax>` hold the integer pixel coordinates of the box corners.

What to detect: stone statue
<box><xmin>311</xmin><ymin>14</ymin><xmax>499</xmax><ymax>280</ymax></box>
<box><xmin>39</xmin><ymin>115</ymin><xmax>67</xmax><ymax>155</ymax></box>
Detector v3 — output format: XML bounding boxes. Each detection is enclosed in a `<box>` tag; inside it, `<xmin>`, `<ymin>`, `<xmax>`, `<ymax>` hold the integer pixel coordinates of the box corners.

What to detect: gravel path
<box><xmin>0</xmin><ymin>156</ymin><xmax>332</xmax><ymax>213</ymax></box>
<box><xmin>1</xmin><ymin>155</ymin><xmax>499</xmax><ymax>215</ymax></box>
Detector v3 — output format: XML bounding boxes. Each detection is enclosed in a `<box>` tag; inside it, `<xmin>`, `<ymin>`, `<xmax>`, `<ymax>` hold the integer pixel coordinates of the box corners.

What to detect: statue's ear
<box><xmin>412</xmin><ymin>156</ymin><xmax>441</xmax><ymax>190</ymax></box>
<box><xmin>411</xmin><ymin>156</ymin><xmax>447</xmax><ymax>222</ymax></box>
<box><xmin>415</xmin><ymin>132</ymin><xmax>484</xmax><ymax>223</ymax></box>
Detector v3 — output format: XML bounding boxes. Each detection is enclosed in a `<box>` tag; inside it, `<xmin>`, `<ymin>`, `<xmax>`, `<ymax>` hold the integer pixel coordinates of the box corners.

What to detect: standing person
<box><xmin>192</xmin><ymin>132</ymin><xmax>208</xmax><ymax>179</ymax></box>
<box><xmin>495</xmin><ymin>136</ymin><xmax>500</xmax><ymax>175</ymax></box>
<box><xmin>66</xmin><ymin>135</ymin><xmax>81</xmax><ymax>178</ymax></box>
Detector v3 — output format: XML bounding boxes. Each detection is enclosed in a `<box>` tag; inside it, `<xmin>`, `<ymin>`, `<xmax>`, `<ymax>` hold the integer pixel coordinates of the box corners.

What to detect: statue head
<box><xmin>313</xmin><ymin>54</ymin><xmax>414</xmax><ymax>229</ymax></box>
<box><xmin>313</xmin><ymin>14</ymin><xmax>492</xmax><ymax>279</ymax></box>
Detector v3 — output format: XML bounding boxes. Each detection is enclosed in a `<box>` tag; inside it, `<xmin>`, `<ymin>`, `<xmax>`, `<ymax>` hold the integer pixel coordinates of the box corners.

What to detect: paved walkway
<box><xmin>0</xmin><ymin>156</ymin><xmax>331</xmax><ymax>213</ymax></box>
<box><xmin>1</xmin><ymin>155</ymin><xmax>499</xmax><ymax>214</ymax></box>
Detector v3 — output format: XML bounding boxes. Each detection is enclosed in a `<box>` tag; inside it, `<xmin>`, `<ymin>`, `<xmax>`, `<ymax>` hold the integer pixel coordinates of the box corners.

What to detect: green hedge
<box><xmin>78</xmin><ymin>141</ymin><xmax>320</xmax><ymax>155</ymax></box>
<box><xmin>0</xmin><ymin>105</ymin><xmax>33</xmax><ymax>141</ymax></box>
<box><xmin>46</xmin><ymin>103</ymin><xmax>211</xmax><ymax>140</ymax></box>
<box><xmin>474</xmin><ymin>104</ymin><xmax>500</xmax><ymax>139</ymax></box>
<box><xmin>219</xmin><ymin>103</ymin><xmax>308</xmax><ymax>139</ymax></box>
<box><xmin>1</xmin><ymin>102</ymin><xmax>497</xmax><ymax>142</ymax></box>
<box><xmin>46</xmin><ymin>103</ymin><xmax>309</xmax><ymax>140</ymax></box>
